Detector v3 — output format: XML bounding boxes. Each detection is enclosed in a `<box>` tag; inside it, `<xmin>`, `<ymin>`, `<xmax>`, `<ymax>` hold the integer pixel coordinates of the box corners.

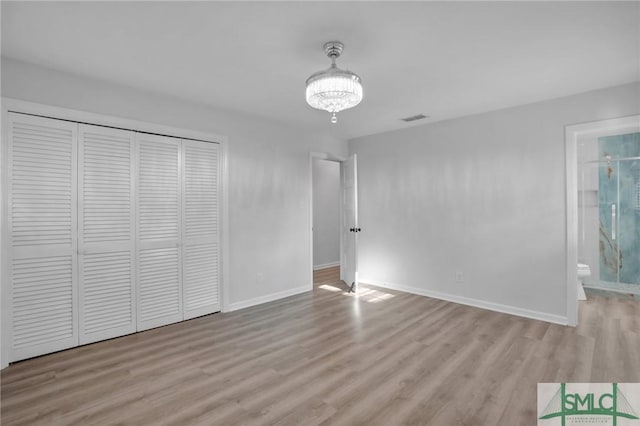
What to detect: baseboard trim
<box><xmin>226</xmin><ymin>285</ymin><xmax>311</xmax><ymax>312</ymax></box>
<box><xmin>313</xmin><ymin>261</ymin><xmax>340</xmax><ymax>271</ymax></box>
<box><xmin>361</xmin><ymin>278</ymin><xmax>568</xmax><ymax>326</ymax></box>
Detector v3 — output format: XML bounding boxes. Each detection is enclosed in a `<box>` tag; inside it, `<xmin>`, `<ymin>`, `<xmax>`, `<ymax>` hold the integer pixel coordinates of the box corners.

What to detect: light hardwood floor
<box><xmin>1</xmin><ymin>266</ymin><xmax>639</xmax><ymax>425</ymax></box>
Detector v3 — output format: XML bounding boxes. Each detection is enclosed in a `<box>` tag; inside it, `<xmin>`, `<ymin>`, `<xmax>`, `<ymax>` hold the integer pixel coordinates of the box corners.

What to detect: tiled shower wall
<box><xmin>598</xmin><ymin>133</ymin><xmax>640</xmax><ymax>284</ymax></box>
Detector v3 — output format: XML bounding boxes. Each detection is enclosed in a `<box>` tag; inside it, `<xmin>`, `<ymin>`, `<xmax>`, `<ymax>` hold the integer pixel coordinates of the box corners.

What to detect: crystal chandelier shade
<box><xmin>305</xmin><ymin>42</ymin><xmax>363</xmax><ymax>124</ymax></box>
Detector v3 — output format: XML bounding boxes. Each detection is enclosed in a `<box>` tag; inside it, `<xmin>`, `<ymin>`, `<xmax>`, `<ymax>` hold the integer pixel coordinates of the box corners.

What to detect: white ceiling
<box><xmin>2</xmin><ymin>1</ymin><xmax>639</xmax><ymax>140</ymax></box>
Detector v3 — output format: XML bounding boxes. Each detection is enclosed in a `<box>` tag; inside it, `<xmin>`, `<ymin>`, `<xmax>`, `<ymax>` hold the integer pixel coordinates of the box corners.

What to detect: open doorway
<box><xmin>310</xmin><ymin>153</ymin><xmax>359</xmax><ymax>293</ymax></box>
<box><xmin>312</xmin><ymin>158</ymin><xmax>342</xmax><ymax>285</ymax></box>
<box><xmin>566</xmin><ymin>114</ymin><xmax>640</xmax><ymax>326</ymax></box>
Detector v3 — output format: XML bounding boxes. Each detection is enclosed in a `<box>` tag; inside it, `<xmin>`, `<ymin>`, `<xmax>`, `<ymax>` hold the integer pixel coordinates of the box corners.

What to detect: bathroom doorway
<box><xmin>578</xmin><ymin>134</ymin><xmax>640</xmax><ymax>294</ymax></box>
<box><xmin>566</xmin><ymin>115</ymin><xmax>640</xmax><ymax>325</ymax></box>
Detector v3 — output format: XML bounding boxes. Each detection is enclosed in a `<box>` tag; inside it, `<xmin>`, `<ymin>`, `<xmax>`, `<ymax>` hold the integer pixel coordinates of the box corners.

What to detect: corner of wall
<box><xmin>226</xmin><ymin>284</ymin><xmax>312</xmax><ymax>312</ymax></box>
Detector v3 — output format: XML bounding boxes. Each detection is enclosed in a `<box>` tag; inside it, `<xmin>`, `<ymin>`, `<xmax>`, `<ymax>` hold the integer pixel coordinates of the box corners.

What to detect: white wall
<box><xmin>1</xmin><ymin>58</ymin><xmax>347</xmax><ymax>312</ymax></box>
<box><xmin>312</xmin><ymin>159</ymin><xmax>341</xmax><ymax>269</ymax></box>
<box><xmin>350</xmin><ymin>82</ymin><xmax>640</xmax><ymax>322</ymax></box>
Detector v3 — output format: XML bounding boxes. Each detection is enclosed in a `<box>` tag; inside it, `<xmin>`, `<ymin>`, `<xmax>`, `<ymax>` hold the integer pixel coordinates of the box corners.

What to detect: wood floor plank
<box><xmin>1</xmin><ymin>269</ymin><xmax>638</xmax><ymax>425</ymax></box>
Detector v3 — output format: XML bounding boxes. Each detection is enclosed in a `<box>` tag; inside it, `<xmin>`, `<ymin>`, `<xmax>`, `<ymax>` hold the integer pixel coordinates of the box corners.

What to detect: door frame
<box><xmin>309</xmin><ymin>152</ymin><xmax>347</xmax><ymax>289</ymax></box>
<box><xmin>565</xmin><ymin>114</ymin><xmax>640</xmax><ymax>327</ymax></box>
<box><xmin>1</xmin><ymin>97</ymin><xmax>229</xmax><ymax>369</ymax></box>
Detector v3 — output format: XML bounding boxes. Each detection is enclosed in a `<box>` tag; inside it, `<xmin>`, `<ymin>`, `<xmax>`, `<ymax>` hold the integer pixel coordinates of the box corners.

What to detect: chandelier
<box><xmin>305</xmin><ymin>41</ymin><xmax>363</xmax><ymax>124</ymax></box>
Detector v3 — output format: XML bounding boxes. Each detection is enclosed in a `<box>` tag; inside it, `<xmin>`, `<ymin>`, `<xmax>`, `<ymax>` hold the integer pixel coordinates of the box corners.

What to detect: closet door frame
<box><xmin>1</xmin><ymin>98</ymin><xmax>229</xmax><ymax>369</ymax></box>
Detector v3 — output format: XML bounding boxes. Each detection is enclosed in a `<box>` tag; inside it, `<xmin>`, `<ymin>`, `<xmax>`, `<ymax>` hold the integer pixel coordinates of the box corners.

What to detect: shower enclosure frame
<box><xmin>566</xmin><ymin>114</ymin><xmax>640</xmax><ymax>326</ymax></box>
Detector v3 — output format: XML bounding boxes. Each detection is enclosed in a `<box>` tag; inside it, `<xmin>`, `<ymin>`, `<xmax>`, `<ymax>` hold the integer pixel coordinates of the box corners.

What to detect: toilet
<box><xmin>577</xmin><ymin>263</ymin><xmax>591</xmax><ymax>300</ymax></box>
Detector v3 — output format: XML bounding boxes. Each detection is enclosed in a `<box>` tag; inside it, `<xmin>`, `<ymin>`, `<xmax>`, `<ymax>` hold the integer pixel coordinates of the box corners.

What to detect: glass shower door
<box><xmin>598</xmin><ymin>159</ymin><xmax>621</xmax><ymax>284</ymax></box>
<box><xmin>615</xmin><ymin>158</ymin><xmax>640</xmax><ymax>286</ymax></box>
<box><xmin>583</xmin><ymin>156</ymin><xmax>640</xmax><ymax>290</ymax></box>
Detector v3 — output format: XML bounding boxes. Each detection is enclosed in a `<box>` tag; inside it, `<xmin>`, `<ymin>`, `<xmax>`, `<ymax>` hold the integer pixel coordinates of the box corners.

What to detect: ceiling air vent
<box><xmin>400</xmin><ymin>114</ymin><xmax>429</xmax><ymax>122</ymax></box>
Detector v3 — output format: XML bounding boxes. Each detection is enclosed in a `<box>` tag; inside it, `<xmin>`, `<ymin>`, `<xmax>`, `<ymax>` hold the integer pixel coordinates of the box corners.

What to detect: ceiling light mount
<box><xmin>306</xmin><ymin>41</ymin><xmax>363</xmax><ymax>124</ymax></box>
<box><xmin>324</xmin><ymin>41</ymin><xmax>344</xmax><ymax>61</ymax></box>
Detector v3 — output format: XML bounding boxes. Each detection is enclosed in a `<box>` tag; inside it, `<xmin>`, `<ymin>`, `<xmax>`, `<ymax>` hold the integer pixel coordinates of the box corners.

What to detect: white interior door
<box><xmin>7</xmin><ymin>113</ymin><xmax>79</xmax><ymax>361</ymax></box>
<box><xmin>136</xmin><ymin>133</ymin><xmax>183</xmax><ymax>331</ymax></box>
<box><xmin>4</xmin><ymin>110</ymin><xmax>224</xmax><ymax>363</ymax></box>
<box><xmin>341</xmin><ymin>154</ymin><xmax>359</xmax><ymax>291</ymax></box>
<box><xmin>78</xmin><ymin>124</ymin><xmax>136</xmax><ymax>344</ymax></box>
<box><xmin>182</xmin><ymin>140</ymin><xmax>221</xmax><ymax>319</ymax></box>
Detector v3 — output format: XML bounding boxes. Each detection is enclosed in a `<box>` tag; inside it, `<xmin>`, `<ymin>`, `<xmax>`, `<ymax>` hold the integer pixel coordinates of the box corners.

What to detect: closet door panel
<box><xmin>183</xmin><ymin>243</ymin><xmax>219</xmax><ymax>318</ymax></box>
<box><xmin>136</xmin><ymin>134</ymin><xmax>183</xmax><ymax>331</ymax></box>
<box><xmin>182</xmin><ymin>141</ymin><xmax>220</xmax><ymax>319</ymax></box>
<box><xmin>7</xmin><ymin>113</ymin><xmax>78</xmax><ymax>362</ymax></box>
<box><xmin>78</xmin><ymin>125</ymin><xmax>136</xmax><ymax>344</ymax></box>
<box><xmin>138</xmin><ymin>247</ymin><xmax>181</xmax><ymax>327</ymax></box>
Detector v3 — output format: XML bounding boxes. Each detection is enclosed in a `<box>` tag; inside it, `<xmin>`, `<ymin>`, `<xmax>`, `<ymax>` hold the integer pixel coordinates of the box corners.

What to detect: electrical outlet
<box><xmin>455</xmin><ymin>271</ymin><xmax>464</xmax><ymax>283</ymax></box>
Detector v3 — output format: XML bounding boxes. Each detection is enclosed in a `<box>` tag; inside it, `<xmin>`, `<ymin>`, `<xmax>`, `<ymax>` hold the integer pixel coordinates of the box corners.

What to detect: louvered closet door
<box><xmin>136</xmin><ymin>133</ymin><xmax>183</xmax><ymax>331</ymax></box>
<box><xmin>182</xmin><ymin>140</ymin><xmax>221</xmax><ymax>319</ymax></box>
<box><xmin>7</xmin><ymin>113</ymin><xmax>78</xmax><ymax>362</ymax></box>
<box><xmin>78</xmin><ymin>125</ymin><xmax>136</xmax><ymax>344</ymax></box>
